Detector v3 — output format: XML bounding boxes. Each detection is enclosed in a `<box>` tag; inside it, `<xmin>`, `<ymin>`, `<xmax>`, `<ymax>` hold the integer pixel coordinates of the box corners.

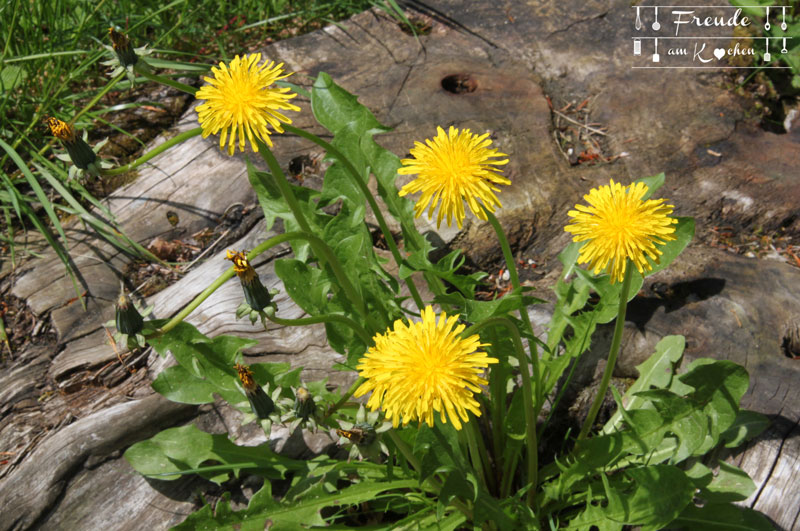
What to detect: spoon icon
<box><xmin>635</xmin><ymin>6</ymin><xmax>642</xmax><ymax>30</ymax></box>
<box><xmin>781</xmin><ymin>7</ymin><xmax>787</xmax><ymax>31</ymax></box>
<box><xmin>765</xmin><ymin>6</ymin><xmax>770</xmax><ymax>31</ymax></box>
<box><xmin>652</xmin><ymin>7</ymin><xmax>661</xmax><ymax>31</ymax></box>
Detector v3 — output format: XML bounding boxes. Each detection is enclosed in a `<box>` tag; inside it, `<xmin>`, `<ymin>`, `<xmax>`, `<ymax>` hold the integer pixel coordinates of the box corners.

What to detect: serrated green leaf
<box><xmin>684</xmin><ymin>461</ymin><xmax>713</xmax><ymax>487</ymax></box>
<box><xmin>558</xmin><ymin>240</ymin><xmax>583</xmax><ymax>278</ymax></box>
<box><xmin>174</xmin><ymin>476</ymin><xmax>418</xmax><ymax>529</ymax></box>
<box><xmin>679</xmin><ymin>359</ymin><xmax>749</xmax><ymax>443</ymax></box>
<box><xmin>274</xmin><ymin>258</ymin><xmax>331</xmax><ymax>314</ymax></box>
<box><xmin>504</xmin><ymin>387</ymin><xmax>528</xmax><ymax>441</ymax></box>
<box><xmin>672</xmin><ymin>502</ymin><xmax>774</xmax><ymax>530</ymax></box>
<box><xmin>311</xmin><ymin>72</ymin><xmax>431</xmax><ymax>268</ymax></box>
<box><xmin>312</xmin><ymin>72</ymin><xmax>385</xmax><ymax>135</ymax></box>
<box><xmin>151</xmin><ymin>365</ymin><xmax>218</xmax><ymax>404</ymax></box>
<box><xmin>565</xmin><ymin>500</ymin><xmax>625</xmax><ymax>530</ymax></box>
<box><xmin>541</xmin><ymin>306</ymin><xmax>598</xmax><ymax>398</ymax></box>
<box><xmin>149</xmin><ymin>323</ymin><xmax>255</xmax><ymax>386</ymax></box>
<box><xmin>699</xmin><ymin>461</ymin><xmax>757</xmax><ymax>503</ymax></box>
<box><xmin>721</xmin><ymin>409</ymin><xmax>770</xmax><ymax>448</ymax></box>
<box><xmin>318</xmin><ymin>160</ymin><xmax>366</xmax><ymax>224</ymax></box>
<box><xmin>643</xmin><ymin>216</ymin><xmax>694</xmax><ymax>278</ymax></box>
<box><xmin>146</xmin><ymin>322</ymin><xmax>272</xmax><ymax>411</ymax></box>
<box><xmin>273</xmin><ymin>257</ymin><xmax>367</xmax><ymax>361</ymax></box>
<box><xmin>574</xmin><ymin>267</ymin><xmax>644</xmax><ymax>324</ymax></box>
<box><xmin>473</xmin><ymin>488</ymin><xmax>516</xmax><ymax>528</ymax></box>
<box><xmin>246</xmin><ymin>160</ymin><xmax>329</xmax><ymax>261</ymax></box>
<box><xmin>414</xmin><ymin>422</ymin><xmax>468</xmax><ymax>481</ymax></box>
<box><xmin>124</xmin><ymin>424</ymin><xmax>302</xmax><ymax>483</ymax></box>
<box><xmin>147</xmin><ymin>321</ymin><xmax>211</xmax><ymax>362</ymax></box>
<box><xmin>603</xmin><ymin>335</ymin><xmax>685</xmax><ymax>434</ymax></box>
<box><xmin>438</xmin><ymin>469</ymin><xmax>477</xmax><ymax>519</ymax></box>
<box><xmin>632</xmin><ymin>388</ymin><xmax>708</xmax><ymax>462</ymax></box>
<box><xmin>634</xmin><ymin>173</ymin><xmax>665</xmax><ymax>199</ymax></box>
<box><xmin>603</xmin><ymin>465</ymin><xmax>694</xmax><ymax>528</ymax></box>
<box><xmin>462</xmin><ymin>291</ymin><xmax>545</xmax><ymax>323</ymax></box>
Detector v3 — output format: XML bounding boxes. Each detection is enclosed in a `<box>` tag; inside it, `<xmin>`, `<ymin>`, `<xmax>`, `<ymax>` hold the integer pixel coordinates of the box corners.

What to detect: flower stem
<box><xmin>501</xmin><ymin>447</ymin><xmax>521</xmax><ymax>498</ymax></box>
<box><xmin>266</xmin><ymin>313</ymin><xmax>372</xmax><ymax>347</ymax></box>
<box><xmin>464</xmin><ymin>316</ymin><xmax>538</xmax><ymax>506</ymax></box>
<box><xmin>465</xmin><ymin>416</ymin><xmax>495</xmax><ymax>494</ymax></box>
<box><xmin>484</xmin><ymin>209</ymin><xmax>542</xmax><ymax>411</ymax></box>
<box><xmin>135</xmin><ymin>65</ymin><xmax>198</xmax><ymax>95</ymax></box>
<box><xmin>155</xmin><ymin>231</ymin><xmax>300</xmax><ymax>335</ymax></box>
<box><xmin>322</xmin><ymin>377</ymin><xmax>365</xmax><ymax>422</ymax></box>
<box><xmin>282</xmin><ymin>124</ymin><xmax>426</xmax><ymax>310</ymax></box>
<box><xmin>73</xmin><ymin>71</ymin><xmax>126</xmax><ymax>125</ymax></box>
<box><xmin>485</xmin><ymin>326</ymin><xmax>506</xmax><ymax>489</ymax></box>
<box><xmin>301</xmin><ymin>232</ymin><xmax>375</xmax><ymax>328</ymax></box>
<box><xmin>256</xmin><ymin>142</ymin><xmax>372</xmax><ymax>326</ymax></box>
<box><xmin>386</xmin><ymin>430</ymin><xmax>474</xmax><ymax>521</ymax></box>
<box><xmin>577</xmin><ymin>265</ymin><xmax>633</xmax><ymax>440</ymax></box>
<box><xmin>387</xmin><ymin>429</ymin><xmax>421</xmax><ymax>470</ymax></box>
<box><xmin>101</xmin><ymin>127</ymin><xmax>203</xmax><ymax>176</ymax></box>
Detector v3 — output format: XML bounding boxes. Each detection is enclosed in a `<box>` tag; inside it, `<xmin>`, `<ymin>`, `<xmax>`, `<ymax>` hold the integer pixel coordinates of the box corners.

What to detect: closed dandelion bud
<box><xmin>46</xmin><ymin>117</ymin><xmax>97</xmax><ymax>170</ymax></box>
<box><xmin>115</xmin><ymin>292</ymin><xmax>144</xmax><ymax>336</ymax></box>
<box><xmin>108</xmin><ymin>28</ymin><xmax>138</xmax><ymax>68</ymax></box>
<box><xmin>235</xmin><ymin>363</ymin><xmax>274</xmax><ymax>419</ymax></box>
<box><xmin>226</xmin><ymin>250</ymin><xmax>272</xmax><ymax>311</ymax></box>
<box><xmin>294</xmin><ymin>387</ymin><xmax>316</xmax><ymax>420</ymax></box>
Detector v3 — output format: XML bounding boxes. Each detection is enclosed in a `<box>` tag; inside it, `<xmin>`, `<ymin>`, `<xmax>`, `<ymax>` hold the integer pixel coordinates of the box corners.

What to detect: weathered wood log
<box><xmin>2</xmin><ymin>1</ymin><xmax>799</xmax><ymax>529</ymax></box>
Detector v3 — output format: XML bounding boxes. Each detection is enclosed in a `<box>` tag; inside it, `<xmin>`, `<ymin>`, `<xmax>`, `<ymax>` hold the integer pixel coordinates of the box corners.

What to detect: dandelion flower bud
<box><xmin>235</xmin><ymin>363</ymin><xmax>274</xmax><ymax>419</ymax></box>
<box><xmin>293</xmin><ymin>387</ymin><xmax>316</xmax><ymax>421</ymax></box>
<box><xmin>108</xmin><ymin>28</ymin><xmax>138</xmax><ymax>68</ymax></box>
<box><xmin>226</xmin><ymin>250</ymin><xmax>273</xmax><ymax>312</ymax></box>
<box><xmin>46</xmin><ymin>117</ymin><xmax>97</xmax><ymax>171</ymax></box>
<box><xmin>115</xmin><ymin>292</ymin><xmax>144</xmax><ymax>336</ymax></box>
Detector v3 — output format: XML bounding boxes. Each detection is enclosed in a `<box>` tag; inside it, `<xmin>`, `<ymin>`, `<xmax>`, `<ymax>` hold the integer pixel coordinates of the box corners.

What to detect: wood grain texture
<box><xmin>0</xmin><ymin>394</ymin><xmax>197</xmax><ymax>530</ymax></box>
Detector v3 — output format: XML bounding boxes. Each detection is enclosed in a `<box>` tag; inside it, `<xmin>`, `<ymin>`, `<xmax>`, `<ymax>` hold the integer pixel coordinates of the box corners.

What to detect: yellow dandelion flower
<box><xmin>196</xmin><ymin>53</ymin><xmax>300</xmax><ymax>156</ymax></box>
<box><xmin>354</xmin><ymin>306</ymin><xmax>498</xmax><ymax>430</ymax></box>
<box><xmin>398</xmin><ymin>126</ymin><xmax>510</xmax><ymax>229</ymax></box>
<box><xmin>564</xmin><ymin>179</ymin><xmax>678</xmax><ymax>283</ymax></box>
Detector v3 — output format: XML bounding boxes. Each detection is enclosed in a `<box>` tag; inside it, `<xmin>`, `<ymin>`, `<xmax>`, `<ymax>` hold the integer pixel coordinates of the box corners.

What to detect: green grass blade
<box><xmin>14</xmin><ymin>191</ymin><xmax>82</xmax><ymax>303</ymax></box>
<box><xmin>3</xmin><ymin>50</ymin><xmax>93</xmax><ymax>63</ymax></box>
<box><xmin>32</xmin><ymin>161</ymin><xmax>166</xmax><ymax>265</ymax></box>
<box><xmin>33</xmin><ymin>154</ymin><xmax>116</xmax><ymax>220</ymax></box>
<box><xmin>0</xmin><ymin>138</ymin><xmax>69</xmax><ymax>247</ymax></box>
<box><xmin>0</xmin><ymin>171</ymin><xmax>23</xmax><ymax>221</ymax></box>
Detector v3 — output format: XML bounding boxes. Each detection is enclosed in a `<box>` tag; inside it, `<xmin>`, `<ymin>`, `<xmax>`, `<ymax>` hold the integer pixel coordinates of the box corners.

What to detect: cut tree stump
<box><xmin>1</xmin><ymin>1</ymin><xmax>799</xmax><ymax>529</ymax></box>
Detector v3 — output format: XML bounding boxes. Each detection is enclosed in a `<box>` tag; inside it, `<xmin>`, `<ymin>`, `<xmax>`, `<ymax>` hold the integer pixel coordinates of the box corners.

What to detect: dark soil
<box><xmin>0</xmin><ymin>291</ymin><xmax>56</xmax><ymax>365</ymax></box>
